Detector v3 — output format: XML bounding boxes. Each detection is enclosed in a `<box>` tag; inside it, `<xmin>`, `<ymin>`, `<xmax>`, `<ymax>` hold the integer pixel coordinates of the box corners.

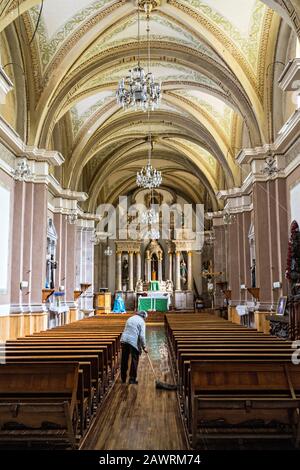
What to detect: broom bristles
<box><xmin>155</xmin><ymin>380</ymin><xmax>177</xmax><ymax>391</ymax></box>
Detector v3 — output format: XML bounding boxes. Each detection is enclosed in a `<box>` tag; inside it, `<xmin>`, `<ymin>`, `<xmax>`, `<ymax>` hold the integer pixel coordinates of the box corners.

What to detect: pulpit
<box><xmin>94</xmin><ymin>291</ymin><xmax>112</xmax><ymax>314</ymax></box>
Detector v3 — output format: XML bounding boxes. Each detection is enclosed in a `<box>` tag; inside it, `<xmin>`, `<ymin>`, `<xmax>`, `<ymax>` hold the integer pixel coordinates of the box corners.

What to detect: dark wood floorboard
<box><xmin>83</xmin><ymin>325</ymin><xmax>187</xmax><ymax>450</ymax></box>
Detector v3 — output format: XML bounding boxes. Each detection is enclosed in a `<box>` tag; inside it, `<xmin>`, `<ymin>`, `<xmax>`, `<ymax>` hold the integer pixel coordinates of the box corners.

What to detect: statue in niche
<box><xmin>47</xmin><ymin>254</ymin><xmax>57</xmax><ymax>289</ymax></box>
<box><xmin>122</xmin><ymin>258</ymin><xmax>129</xmax><ymax>282</ymax></box>
<box><xmin>136</xmin><ymin>279</ymin><xmax>144</xmax><ymax>293</ymax></box>
<box><xmin>166</xmin><ymin>280</ymin><xmax>174</xmax><ymax>293</ymax></box>
<box><xmin>251</xmin><ymin>259</ymin><xmax>256</xmax><ymax>288</ymax></box>
<box><xmin>180</xmin><ymin>259</ymin><xmax>187</xmax><ymax>286</ymax></box>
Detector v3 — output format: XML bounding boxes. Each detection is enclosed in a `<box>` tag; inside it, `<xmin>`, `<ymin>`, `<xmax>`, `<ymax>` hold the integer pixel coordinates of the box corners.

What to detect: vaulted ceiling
<box><xmin>1</xmin><ymin>0</ymin><xmax>299</xmax><ymax>211</ymax></box>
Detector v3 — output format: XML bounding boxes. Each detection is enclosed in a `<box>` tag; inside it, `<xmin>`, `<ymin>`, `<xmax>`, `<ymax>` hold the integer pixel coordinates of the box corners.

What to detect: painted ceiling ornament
<box><xmin>116</xmin><ymin>1</ymin><xmax>162</xmax><ymax>111</ymax></box>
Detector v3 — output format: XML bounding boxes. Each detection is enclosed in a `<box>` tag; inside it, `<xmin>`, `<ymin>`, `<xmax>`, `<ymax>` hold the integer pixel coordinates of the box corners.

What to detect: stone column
<box><xmin>168</xmin><ymin>251</ymin><xmax>173</xmax><ymax>281</ymax></box>
<box><xmin>30</xmin><ymin>183</ymin><xmax>47</xmax><ymax>310</ymax></box>
<box><xmin>146</xmin><ymin>250</ymin><xmax>151</xmax><ymax>282</ymax></box>
<box><xmin>22</xmin><ymin>182</ymin><xmax>34</xmax><ymax>312</ymax></box>
<box><xmin>136</xmin><ymin>251</ymin><xmax>141</xmax><ymax>281</ymax></box>
<box><xmin>175</xmin><ymin>251</ymin><xmax>181</xmax><ymax>291</ymax></box>
<box><xmin>128</xmin><ymin>251</ymin><xmax>134</xmax><ymax>291</ymax></box>
<box><xmin>65</xmin><ymin>222</ymin><xmax>77</xmax><ymax>322</ymax></box>
<box><xmin>158</xmin><ymin>252</ymin><xmax>163</xmax><ymax>282</ymax></box>
<box><xmin>116</xmin><ymin>251</ymin><xmax>122</xmax><ymax>291</ymax></box>
<box><xmin>10</xmin><ymin>180</ymin><xmax>26</xmax><ymax>312</ymax></box>
<box><xmin>187</xmin><ymin>250</ymin><xmax>193</xmax><ymax>291</ymax></box>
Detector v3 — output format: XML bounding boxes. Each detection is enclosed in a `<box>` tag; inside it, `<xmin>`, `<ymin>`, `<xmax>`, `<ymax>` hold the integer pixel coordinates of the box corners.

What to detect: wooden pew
<box><xmin>190</xmin><ymin>362</ymin><xmax>300</xmax><ymax>449</ymax></box>
<box><xmin>0</xmin><ymin>363</ymin><xmax>78</xmax><ymax>449</ymax></box>
<box><xmin>165</xmin><ymin>313</ymin><xmax>300</xmax><ymax>449</ymax></box>
<box><xmin>0</xmin><ymin>315</ymin><xmax>127</xmax><ymax>448</ymax></box>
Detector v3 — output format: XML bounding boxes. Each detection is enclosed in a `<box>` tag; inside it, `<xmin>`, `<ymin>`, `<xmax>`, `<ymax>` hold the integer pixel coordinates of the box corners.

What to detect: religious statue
<box><xmin>251</xmin><ymin>259</ymin><xmax>256</xmax><ymax>288</ymax></box>
<box><xmin>180</xmin><ymin>260</ymin><xmax>187</xmax><ymax>284</ymax></box>
<box><xmin>46</xmin><ymin>254</ymin><xmax>57</xmax><ymax>289</ymax></box>
<box><xmin>165</xmin><ymin>279</ymin><xmax>173</xmax><ymax>293</ymax></box>
<box><xmin>112</xmin><ymin>293</ymin><xmax>126</xmax><ymax>313</ymax></box>
<box><xmin>136</xmin><ymin>279</ymin><xmax>144</xmax><ymax>293</ymax></box>
<box><xmin>122</xmin><ymin>259</ymin><xmax>129</xmax><ymax>281</ymax></box>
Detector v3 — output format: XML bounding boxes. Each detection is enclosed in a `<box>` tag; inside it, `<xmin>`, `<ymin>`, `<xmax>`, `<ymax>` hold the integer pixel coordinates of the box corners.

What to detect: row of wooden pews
<box><xmin>0</xmin><ymin>315</ymin><xmax>129</xmax><ymax>449</ymax></box>
<box><xmin>165</xmin><ymin>312</ymin><xmax>300</xmax><ymax>450</ymax></box>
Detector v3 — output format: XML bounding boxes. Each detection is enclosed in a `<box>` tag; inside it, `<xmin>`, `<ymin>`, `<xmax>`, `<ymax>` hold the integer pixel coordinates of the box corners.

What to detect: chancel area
<box><xmin>0</xmin><ymin>0</ymin><xmax>300</xmax><ymax>453</ymax></box>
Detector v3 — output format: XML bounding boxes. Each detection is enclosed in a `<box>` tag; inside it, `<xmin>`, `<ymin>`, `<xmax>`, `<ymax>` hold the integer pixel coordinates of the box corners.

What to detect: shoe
<box><xmin>129</xmin><ymin>379</ymin><xmax>138</xmax><ymax>384</ymax></box>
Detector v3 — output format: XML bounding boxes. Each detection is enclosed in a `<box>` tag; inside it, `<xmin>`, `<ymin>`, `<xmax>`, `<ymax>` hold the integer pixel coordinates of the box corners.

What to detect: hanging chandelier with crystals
<box><xmin>136</xmin><ymin>163</ymin><xmax>162</xmax><ymax>189</ymax></box>
<box><xmin>116</xmin><ymin>1</ymin><xmax>162</xmax><ymax>111</ymax></box>
<box><xmin>141</xmin><ymin>206</ymin><xmax>159</xmax><ymax>224</ymax></box>
<box><xmin>136</xmin><ymin>132</ymin><xmax>162</xmax><ymax>189</ymax></box>
<box><xmin>146</xmin><ymin>227</ymin><xmax>160</xmax><ymax>240</ymax></box>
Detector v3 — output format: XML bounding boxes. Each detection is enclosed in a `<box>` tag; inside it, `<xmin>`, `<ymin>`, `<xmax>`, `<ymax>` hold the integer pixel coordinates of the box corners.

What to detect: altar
<box><xmin>138</xmin><ymin>292</ymin><xmax>170</xmax><ymax>312</ymax></box>
<box><xmin>137</xmin><ymin>280</ymin><xmax>171</xmax><ymax>312</ymax></box>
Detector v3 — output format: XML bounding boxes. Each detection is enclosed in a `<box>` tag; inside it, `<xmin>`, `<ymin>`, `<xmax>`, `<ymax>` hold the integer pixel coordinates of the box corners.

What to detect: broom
<box><xmin>146</xmin><ymin>352</ymin><xmax>178</xmax><ymax>391</ymax></box>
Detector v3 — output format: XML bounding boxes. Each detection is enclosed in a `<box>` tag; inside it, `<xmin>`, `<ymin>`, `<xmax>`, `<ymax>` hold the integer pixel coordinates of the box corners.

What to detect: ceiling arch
<box><xmin>1</xmin><ymin>0</ymin><xmax>297</xmax><ymax>214</ymax></box>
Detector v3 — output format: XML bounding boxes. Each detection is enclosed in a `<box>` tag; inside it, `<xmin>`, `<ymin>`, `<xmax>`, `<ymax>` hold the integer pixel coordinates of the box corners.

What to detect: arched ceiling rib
<box><xmin>1</xmin><ymin>0</ymin><xmax>296</xmax><ymax>210</ymax></box>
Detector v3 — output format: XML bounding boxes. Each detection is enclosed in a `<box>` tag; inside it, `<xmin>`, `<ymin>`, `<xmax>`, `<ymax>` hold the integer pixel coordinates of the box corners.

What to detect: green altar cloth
<box><xmin>149</xmin><ymin>281</ymin><xmax>160</xmax><ymax>291</ymax></box>
<box><xmin>138</xmin><ymin>297</ymin><xmax>168</xmax><ymax>312</ymax></box>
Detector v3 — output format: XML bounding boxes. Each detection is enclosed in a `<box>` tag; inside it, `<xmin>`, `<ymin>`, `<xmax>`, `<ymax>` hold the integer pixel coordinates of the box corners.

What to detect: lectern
<box><xmin>94</xmin><ymin>291</ymin><xmax>111</xmax><ymax>314</ymax></box>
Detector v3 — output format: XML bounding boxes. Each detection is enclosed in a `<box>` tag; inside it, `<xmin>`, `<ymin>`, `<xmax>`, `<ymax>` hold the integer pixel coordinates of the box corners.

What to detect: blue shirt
<box><xmin>121</xmin><ymin>315</ymin><xmax>146</xmax><ymax>352</ymax></box>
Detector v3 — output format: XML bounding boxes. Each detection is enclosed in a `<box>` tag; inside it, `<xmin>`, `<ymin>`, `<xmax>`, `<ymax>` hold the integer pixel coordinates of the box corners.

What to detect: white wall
<box><xmin>290</xmin><ymin>181</ymin><xmax>300</xmax><ymax>225</ymax></box>
<box><xmin>0</xmin><ymin>183</ymin><xmax>11</xmax><ymax>294</ymax></box>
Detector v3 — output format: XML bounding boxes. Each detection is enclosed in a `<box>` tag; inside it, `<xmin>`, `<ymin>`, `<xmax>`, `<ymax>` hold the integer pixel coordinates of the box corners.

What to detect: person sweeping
<box><xmin>120</xmin><ymin>310</ymin><xmax>148</xmax><ymax>384</ymax></box>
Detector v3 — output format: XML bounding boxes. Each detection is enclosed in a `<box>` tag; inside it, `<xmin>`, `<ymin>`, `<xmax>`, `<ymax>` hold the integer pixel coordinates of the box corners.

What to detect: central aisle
<box><xmin>83</xmin><ymin>325</ymin><xmax>187</xmax><ymax>450</ymax></box>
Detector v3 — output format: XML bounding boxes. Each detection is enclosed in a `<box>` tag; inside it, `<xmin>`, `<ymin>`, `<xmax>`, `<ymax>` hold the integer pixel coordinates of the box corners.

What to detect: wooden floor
<box><xmin>83</xmin><ymin>325</ymin><xmax>187</xmax><ymax>450</ymax></box>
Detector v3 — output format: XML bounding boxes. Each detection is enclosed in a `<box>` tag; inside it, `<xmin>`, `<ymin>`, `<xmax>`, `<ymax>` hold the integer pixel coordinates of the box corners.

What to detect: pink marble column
<box><xmin>22</xmin><ymin>182</ymin><xmax>34</xmax><ymax>310</ymax></box>
<box><xmin>10</xmin><ymin>180</ymin><xmax>26</xmax><ymax>311</ymax></box>
<box><xmin>66</xmin><ymin>222</ymin><xmax>76</xmax><ymax>303</ymax></box>
<box><xmin>30</xmin><ymin>183</ymin><xmax>47</xmax><ymax>310</ymax></box>
<box><xmin>253</xmin><ymin>182</ymin><xmax>272</xmax><ymax>309</ymax></box>
<box><xmin>54</xmin><ymin>213</ymin><xmax>68</xmax><ymax>290</ymax></box>
<box><xmin>275</xmin><ymin>179</ymin><xmax>288</xmax><ymax>297</ymax></box>
<box><xmin>242</xmin><ymin>211</ymin><xmax>252</xmax><ymax>300</ymax></box>
<box><xmin>227</xmin><ymin>220</ymin><xmax>240</xmax><ymax>304</ymax></box>
<box><xmin>236</xmin><ymin>212</ymin><xmax>245</xmax><ymax>303</ymax></box>
<box><xmin>11</xmin><ymin>181</ymin><xmax>25</xmax><ymax>312</ymax></box>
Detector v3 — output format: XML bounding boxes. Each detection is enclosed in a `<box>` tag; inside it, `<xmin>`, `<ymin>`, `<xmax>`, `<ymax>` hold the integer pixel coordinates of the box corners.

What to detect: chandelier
<box><xmin>141</xmin><ymin>207</ymin><xmax>159</xmax><ymax>224</ymax></box>
<box><xmin>136</xmin><ymin>163</ymin><xmax>162</xmax><ymax>189</ymax></box>
<box><xmin>136</xmin><ymin>131</ymin><xmax>162</xmax><ymax>188</ymax></box>
<box><xmin>146</xmin><ymin>228</ymin><xmax>160</xmax><ymax>239</ymax></box>
<box><xmin>116</xmin><ymin>2</ymin><xmax>162</xmax><ymax>111</ymax></box>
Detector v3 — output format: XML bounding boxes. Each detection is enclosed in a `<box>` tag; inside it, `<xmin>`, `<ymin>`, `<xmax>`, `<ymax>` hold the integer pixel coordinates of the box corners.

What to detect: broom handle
<box><xmin>146</xmin><ymin>352</ymin><xmax>157</xmax><ymax>380</ymax></box>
